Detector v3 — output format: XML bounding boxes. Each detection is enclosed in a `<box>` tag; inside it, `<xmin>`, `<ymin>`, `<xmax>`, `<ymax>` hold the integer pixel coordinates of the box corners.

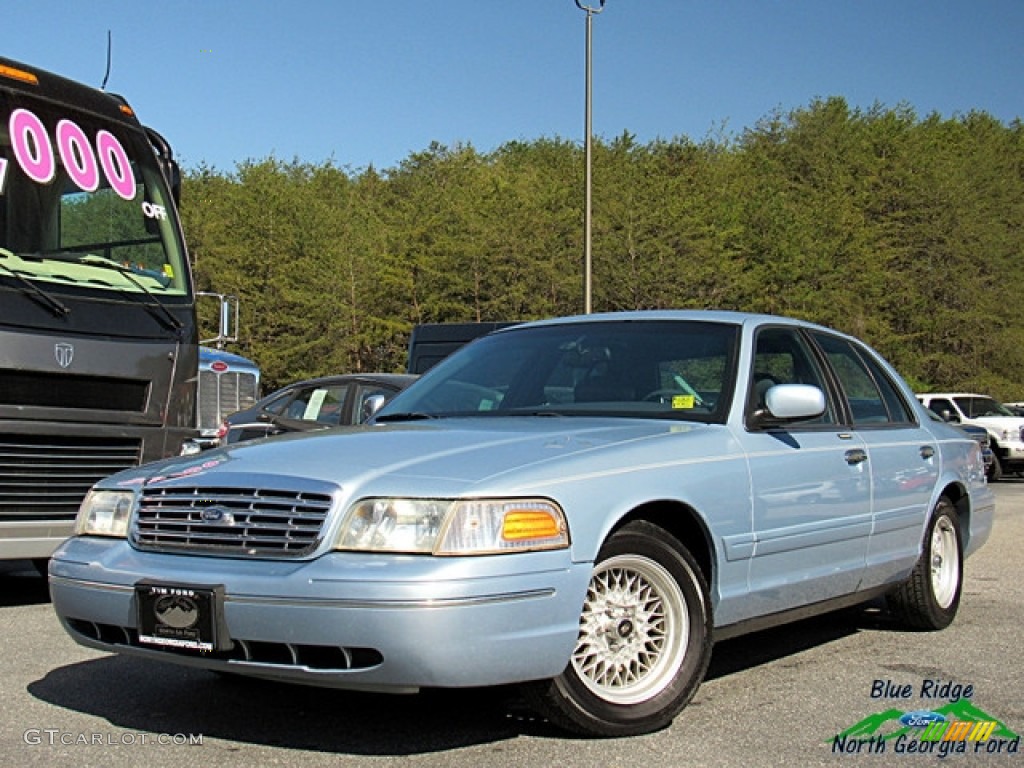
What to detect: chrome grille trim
<box><xmin>0</xmin><ymin>434</ymin><xmax>141</xmax><ymax>520</ymax></box>
<box><xmin>131</xmin><ymin>485</ymin><xmax>334</xmax><ymax>557</ymax></box>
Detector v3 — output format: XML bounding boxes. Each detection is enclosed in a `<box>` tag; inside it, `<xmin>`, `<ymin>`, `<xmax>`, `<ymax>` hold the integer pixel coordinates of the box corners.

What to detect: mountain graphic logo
<box><xmin>833</xmin><ymin>699</ymin><xmax>1019</xmax><ymax>743</ymax></box>
<box><xmin>154</xmin><ymin>595</ymin><xmax>200</xmax><ymax>630</ymax></box>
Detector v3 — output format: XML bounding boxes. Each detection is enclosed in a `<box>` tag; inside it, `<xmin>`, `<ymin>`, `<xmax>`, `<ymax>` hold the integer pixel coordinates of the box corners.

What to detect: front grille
<box><xmin>65</xmin><ymin>618</ymin><xmax>383</xmax><ymax>670</ymax></box>
<box><xmin>132</xmin><ymin>486</ymin><xmax>334</xmax><ymax>557</ymax></box>
<box><xmin>0</xmin><ymin>370</ymin><xmax>149</xmax><ymax>412</ymax></box>
<box><xmin>0</xmin><ymin>434</ymin><xmax>141</xmax><ymax>520</ymax></box>
<box><xmin>198</xmin><ymin>370</ymin><xmax>258</xmax><ymax>433</ymax></box>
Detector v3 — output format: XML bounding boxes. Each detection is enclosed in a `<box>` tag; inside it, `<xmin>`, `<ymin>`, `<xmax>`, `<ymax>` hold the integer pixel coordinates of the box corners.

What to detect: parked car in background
<box><xmin>952</xmin><ymin>422</ymin><xmax>997</xmax><ymax>480</ymax></box>
<box><xmin>1003</xmin><ymin>402</ymin><xmax>1024</xmax><ymax>417</ymax></box>
<box><xmin>916</xmin><ymin>392</ymin><xmax>1024</xmax><ymax>480</ymax></box>
<box><xmin>220</xmin><ymin>373</ymin><xmax>417</xmax><ymax>445</ymax></box>
<box><xmin>50</xmin><ymin>311</ymin><xmax>993</xmax><ymax>737</ymax></box>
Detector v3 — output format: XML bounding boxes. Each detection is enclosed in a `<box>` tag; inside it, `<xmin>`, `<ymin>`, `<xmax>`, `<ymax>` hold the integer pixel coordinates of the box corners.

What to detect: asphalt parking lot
<box><xmin>2</xmin><ymin>483</ymin><xmax>1021</xmax><ymax>768</ymax></box>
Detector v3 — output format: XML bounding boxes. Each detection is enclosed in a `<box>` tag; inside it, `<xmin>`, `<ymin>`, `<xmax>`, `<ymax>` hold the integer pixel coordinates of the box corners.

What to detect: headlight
<box><xmin>335</xmin><ymin>498</ymin><xmax>569</xmax><ymax>555</ymax></box>
<box><xmin>74</xmin><ymin>489</ymin><xmax>135</xmax><ymax>537</ymax></box>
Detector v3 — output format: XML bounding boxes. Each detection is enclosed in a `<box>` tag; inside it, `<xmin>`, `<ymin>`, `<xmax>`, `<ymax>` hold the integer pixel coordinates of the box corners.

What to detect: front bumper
<box><xmin>49</xmin><ymin>537</ymin><xmax>590</xmax><ymax>692</ymax></box>
<box><xmin>996</xmin><ymin>440</ymin><xmax>1024</xmax><ymax>467</ymax></box>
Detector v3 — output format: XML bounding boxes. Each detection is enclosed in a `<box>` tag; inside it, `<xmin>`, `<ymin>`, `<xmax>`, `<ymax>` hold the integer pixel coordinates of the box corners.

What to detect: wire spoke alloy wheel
<box><xmin>520</xmin><ymin>521</ymin><xmax>711</xmax><ymax>737</ymax></box>
<box><xmin>572</xmin><ymin>553</ymin><xmax>688</xmax><ymax>705</ymax></box>
<box><xmin>929</xmin><ymin>515</ymin><xmax>960</xmax><ymax>610</ymax></box>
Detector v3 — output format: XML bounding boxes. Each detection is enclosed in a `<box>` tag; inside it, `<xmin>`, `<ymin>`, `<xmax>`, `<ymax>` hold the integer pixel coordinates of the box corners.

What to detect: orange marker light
<box><xmin>0</xmin><ymin>64</ymin><xmax>39</xmax><ymax>86</ymax></box>
<box><xmin>119</xmin><ymin>104</ymin><xmax>135</xmax><ymax>117</ymax></box>
<box><xmin>502</xmin><ymin>509</ymin><xmax>563</xmax><ymax>541</ymax></box>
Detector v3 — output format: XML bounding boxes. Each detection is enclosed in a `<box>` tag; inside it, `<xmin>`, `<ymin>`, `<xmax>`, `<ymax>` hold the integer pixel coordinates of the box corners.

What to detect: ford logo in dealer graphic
<box><xmin>899</xmin><ymin>710</ymin><xmax>947</xmax><ymax>728</ymax></box>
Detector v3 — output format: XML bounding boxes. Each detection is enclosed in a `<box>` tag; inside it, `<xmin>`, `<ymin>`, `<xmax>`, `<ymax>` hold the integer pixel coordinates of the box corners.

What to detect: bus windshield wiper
<box><xmin>0</xmin><ymin>249</ymin><xmax>70</xmax><ymax>317</ymax></box>
<box><xmin>76</xmin><ymin>254</ymin><xmax>184</xmax><ymax>335</ymax></box>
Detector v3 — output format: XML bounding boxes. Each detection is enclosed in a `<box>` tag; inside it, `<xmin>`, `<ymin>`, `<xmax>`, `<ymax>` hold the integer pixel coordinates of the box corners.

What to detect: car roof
<box><xmin>506</xmin><ymin>309</ymin><xmax>827</xmax><ymax>330</ymax></box>
<box><xmin>918</xmin><ymin>393</ymin><xmax>990</xmax><ymax>399</ymax></box>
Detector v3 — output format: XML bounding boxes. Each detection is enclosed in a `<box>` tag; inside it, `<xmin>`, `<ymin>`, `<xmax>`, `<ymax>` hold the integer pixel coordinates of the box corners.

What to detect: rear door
<box><xmin>809</xmin><ymin>332</ymin><xmax>937</xmax><ymax>588</ymax></box>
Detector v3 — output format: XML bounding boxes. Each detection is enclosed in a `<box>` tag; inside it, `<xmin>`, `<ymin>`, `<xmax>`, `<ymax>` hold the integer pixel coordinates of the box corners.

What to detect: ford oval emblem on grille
<box><xmin>201</xmin><ymin>507</ymin><xmax>235</xmax><ymax>525</ymax></box>
<box><xmin>54</xmin><ymin>342</ymin><xmax>74</xmax><ymax>368</ymax></box>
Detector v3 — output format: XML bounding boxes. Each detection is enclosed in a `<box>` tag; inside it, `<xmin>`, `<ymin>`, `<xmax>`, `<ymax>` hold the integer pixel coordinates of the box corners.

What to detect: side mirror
<box><xmin>750</xmin><ymin>384</ymin><xmax>826</xmax><ymax>428</ymax></box>
<box><xmin>940</xmin><ymin>409</ymin><xmax>960</xmax><ymax>423</ymax></box>
<box><xmin>361</xmin><ymin>394</ymin><xmax>388</xmax><ymax>423</ymax></box>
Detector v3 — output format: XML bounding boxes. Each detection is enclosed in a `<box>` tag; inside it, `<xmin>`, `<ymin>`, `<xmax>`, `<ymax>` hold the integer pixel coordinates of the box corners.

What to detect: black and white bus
<box><xmin>0</xmin><ymin>57</ymin><xmax>198</xmax><ymax>560</ymax></box>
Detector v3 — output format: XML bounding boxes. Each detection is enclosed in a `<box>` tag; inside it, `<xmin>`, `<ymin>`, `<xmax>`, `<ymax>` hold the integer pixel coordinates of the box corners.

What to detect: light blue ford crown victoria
<box><xmin>50</xmin><ymin>311</ymin><xmax>994</xmax><ymax>737</ymax></box>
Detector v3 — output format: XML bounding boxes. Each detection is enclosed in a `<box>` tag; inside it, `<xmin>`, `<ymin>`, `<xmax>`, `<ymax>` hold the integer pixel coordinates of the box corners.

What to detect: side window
<box><xmin>263</xmin><ymin>391</ymin><xmax>294</xmax><ymax>416</ymax></box>
<box><xmin>857</xmin><ymin>347</ymin><xmax>915</xmax><ymax>424</ymax></box>
<box><xmin>747</xmin><ymin>327</ymin><xmax>836</xmax><ymax>426</ymax></box>
<box><xmin>927</xmin><ymin>398</ymin><xmax>957</xmax><ymax>420</ymax></box>
<box><xmin>812</xmin><ymin>333</ymin><xmax>909</xmax><ymax>426</ymax></box>
<box><xmin>286</xmin><ymin>384</ymin><xmax>348</xmax><ymax>423</ymax></box>
<box><xmin>353</xmin><ymin>383</ymin><xmax>396</xmax><ymax>424</ymax></box>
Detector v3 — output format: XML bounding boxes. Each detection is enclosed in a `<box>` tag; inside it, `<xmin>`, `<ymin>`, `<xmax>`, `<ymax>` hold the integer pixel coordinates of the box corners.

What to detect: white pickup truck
<box><xmin>917</xmin><ymin>392</ymin><xmax>1024</xmax><ymax>480</ymax></box>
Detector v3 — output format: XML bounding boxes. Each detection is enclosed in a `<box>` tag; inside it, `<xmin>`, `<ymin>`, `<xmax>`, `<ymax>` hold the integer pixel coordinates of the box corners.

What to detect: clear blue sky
<box><xmin>6</xmin><ymin>1</ymin><xmax>1022</xmax><ymax>173</ymax></box>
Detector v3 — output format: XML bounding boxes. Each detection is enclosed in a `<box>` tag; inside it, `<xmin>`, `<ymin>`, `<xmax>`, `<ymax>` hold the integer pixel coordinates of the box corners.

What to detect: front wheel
<box><xmin>887</xmin><ymin>498</ymin><xmax>963</xmax><ymax>630</ymax></box>
<box><xmin>521</xmin><ymin>521</ymin><xmax>712</xmax><ymax>737</ymax></box>
<box><xmin>988</xmin><ymin>455</ymin><xmax>1003</xmax><ymax>482</ymax></box>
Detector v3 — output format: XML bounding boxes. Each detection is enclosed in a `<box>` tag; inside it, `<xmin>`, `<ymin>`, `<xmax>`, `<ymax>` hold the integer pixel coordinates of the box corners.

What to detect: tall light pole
<box><xmin>575</xmin><ymin>0</ymin><xmax>604</xmax><ymax>314</ymax></box>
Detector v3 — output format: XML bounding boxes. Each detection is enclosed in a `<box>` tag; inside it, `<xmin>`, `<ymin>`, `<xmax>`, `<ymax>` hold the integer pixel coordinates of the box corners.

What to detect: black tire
<box><xmin>988</xmin><ymin>456</ymin><xmax>1003</xmax><ymax>482</ymax></box>
<box><xmin>887</xmin><ymin>498</ymin><xmax>963</xmax><ymax>630</ymax></box>
<box><xmin>521</xmin><ymin>520</ymin><xmax>712</xmax><ymax>737</ymax></box>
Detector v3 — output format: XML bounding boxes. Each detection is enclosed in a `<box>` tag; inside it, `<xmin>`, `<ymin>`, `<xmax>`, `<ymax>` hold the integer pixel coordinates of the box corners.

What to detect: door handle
<box><xmin>920</xmin><ymin>445</ymin><xmax>935</xmax><ymax>460</ymax></box>
<box><xmin>845</xmin><ymin>448</ymin><xmax>868</xmax><ymax>465</ymax></box>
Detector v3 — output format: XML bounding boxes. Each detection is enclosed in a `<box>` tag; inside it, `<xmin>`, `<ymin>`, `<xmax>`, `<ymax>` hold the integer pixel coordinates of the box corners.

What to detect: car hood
<box><xmin>966</xmin><ymin>416</ymin><xmax>1024</xmax><ymax>430</ymax></box>
<box><xmin>112</xmin><ymin>417</ymin><xmax>726</xmax><ymax>497</ymax></box>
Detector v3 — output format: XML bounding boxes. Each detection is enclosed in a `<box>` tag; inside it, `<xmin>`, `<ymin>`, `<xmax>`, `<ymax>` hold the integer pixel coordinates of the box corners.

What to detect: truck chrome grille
<box><xmin>198</xmin><ymin>370</ymin><xmax>259</xmax><ymax>435</ymax></box>
<box><xmin>132</xmin><ymin>486</ymin><xmax>333</xmax><ymax>557</ymax></box>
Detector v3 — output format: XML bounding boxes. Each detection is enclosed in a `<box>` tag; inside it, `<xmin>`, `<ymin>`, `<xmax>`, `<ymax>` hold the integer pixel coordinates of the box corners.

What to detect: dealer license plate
<box><xmin>135</xmin><ymin>581</ymin><xmax>224</xmax><ymax>652</ymax></box>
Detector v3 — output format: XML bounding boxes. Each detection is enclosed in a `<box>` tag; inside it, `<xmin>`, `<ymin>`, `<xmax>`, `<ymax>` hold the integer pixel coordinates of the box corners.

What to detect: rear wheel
<box><xmin>888</xmin><ymin>498</ymin><xmax>963</xmax><ymax>630</ymax></box>
<box><xmin>522</xmin><ymin>520</ymin><xmax>712</xmax><ymax>737</ymax></box>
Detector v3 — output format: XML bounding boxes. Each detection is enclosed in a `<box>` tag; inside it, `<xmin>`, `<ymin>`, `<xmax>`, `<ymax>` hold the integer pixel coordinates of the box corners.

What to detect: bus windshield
<box><xmin>0</xmin><ymin>90</ymin><xmax>188</xmax><ymax>297</ymax></box>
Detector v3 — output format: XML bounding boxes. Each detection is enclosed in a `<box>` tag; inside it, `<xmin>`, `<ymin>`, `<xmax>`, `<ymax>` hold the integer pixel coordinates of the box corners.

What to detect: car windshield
<box><xmin>378</xmin><ymin>320</ymin><xmax>739</xmax><ymax>422</ymax></box>
<box><xmin>0</xmin><ymin>91</ymin><xmax>188</xmax><ymax>297</ymax></box>
<box><xmin>954</xmin><ymin>396</ymin><xmax>1015</xmax><ymax>418</ymax></box>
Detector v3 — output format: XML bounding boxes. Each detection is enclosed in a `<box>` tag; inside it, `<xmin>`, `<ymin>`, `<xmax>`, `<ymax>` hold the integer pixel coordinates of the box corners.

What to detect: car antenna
<box><xmin>100</xmin><ymin>30</ymin><xmax>112</xmax><ymax>90</ymax></box>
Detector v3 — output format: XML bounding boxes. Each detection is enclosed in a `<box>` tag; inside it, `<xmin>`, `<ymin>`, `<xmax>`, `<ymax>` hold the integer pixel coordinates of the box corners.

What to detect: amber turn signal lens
<box><xmin>502</xmin><ymin>509</ymin><xmax>563</xmax><ymax>541</ymax></box>
<box><xmin>0</xmin><ymin>64</ymin><xmax>39</xmax><ymax>85</ymax></box>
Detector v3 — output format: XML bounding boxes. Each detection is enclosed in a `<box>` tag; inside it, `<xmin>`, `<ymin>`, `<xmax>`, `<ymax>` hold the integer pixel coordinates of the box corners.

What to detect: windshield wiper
<box><xmin>0</xmin><ymin>249</ymin><xmax>71</xmax><ymax>317</ymax></box>
<box><xmin>76</xmin><ymin>254</ymin><xmax>184</xmax><ymax>336</ymax></box>
<box><xmin>374</xmin><ymin>412</ymin><xmax>438</xmax><ymax>423</ymax></box>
